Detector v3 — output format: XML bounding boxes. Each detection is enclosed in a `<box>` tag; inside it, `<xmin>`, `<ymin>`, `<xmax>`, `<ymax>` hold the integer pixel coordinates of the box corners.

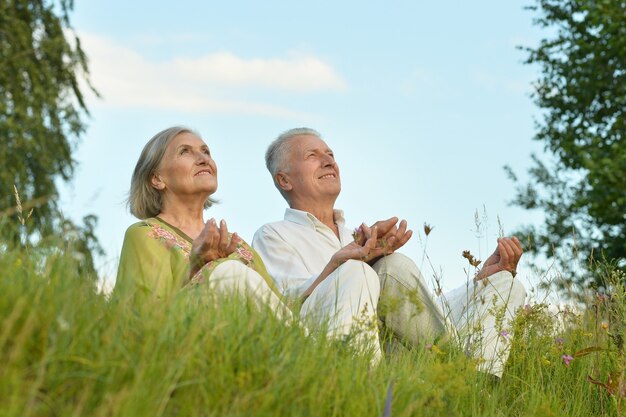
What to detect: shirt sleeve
<box><xmin>115</xmin><ymin>223</ymin><xmax>185</xmax><ymax>303</ymax></box>
<box><xmin>252</xmin><ymin>226</ymin><xmax>318</xmax><ymax>298</ymax></box>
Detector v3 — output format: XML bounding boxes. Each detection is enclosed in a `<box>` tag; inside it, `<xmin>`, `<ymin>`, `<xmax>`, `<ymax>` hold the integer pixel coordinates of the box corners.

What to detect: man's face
<box><xmin>280</xmin><ymin>134</ymin><xmax>341</xmax><ymax>205</ymax></box>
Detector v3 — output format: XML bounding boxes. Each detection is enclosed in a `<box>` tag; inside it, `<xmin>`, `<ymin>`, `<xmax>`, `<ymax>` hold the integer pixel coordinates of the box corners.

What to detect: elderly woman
<box><xmin>115</xmin><ymin>126</ymin><xmax>285</xmax><ymax>313</ymax></box>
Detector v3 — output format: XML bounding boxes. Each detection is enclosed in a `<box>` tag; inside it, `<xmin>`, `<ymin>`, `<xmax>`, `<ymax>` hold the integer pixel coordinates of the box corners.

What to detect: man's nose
<box><xmin>321</xmin><ymin>154</ymin><xmax>335</xmax><ymax>166</ymax></box>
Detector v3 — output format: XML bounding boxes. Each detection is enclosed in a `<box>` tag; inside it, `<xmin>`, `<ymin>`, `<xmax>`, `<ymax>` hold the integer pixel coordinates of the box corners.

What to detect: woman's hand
<box><xmin>189</xmin><ymin>218</ymin><xmax>241</xmax><ymax>277</ymax></box>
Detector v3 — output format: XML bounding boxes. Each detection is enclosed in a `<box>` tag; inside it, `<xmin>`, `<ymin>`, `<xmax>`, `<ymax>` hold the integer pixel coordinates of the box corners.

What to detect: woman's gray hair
<box><xmin>128</xmin><ymin>126</ymin><xmax>214</xmax><ymax>219</ymax></box>
<box><xmin>265</xmin><ymin>127</ymin><xmax>321</xmax><ymax>176</ymax></box>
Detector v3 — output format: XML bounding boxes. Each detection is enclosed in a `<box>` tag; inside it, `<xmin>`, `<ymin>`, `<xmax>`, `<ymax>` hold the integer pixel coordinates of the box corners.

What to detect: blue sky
<box><xmin>60</xmin><ymin>0</ymin><xmax>550</xmax><ymax>293</ymax></box>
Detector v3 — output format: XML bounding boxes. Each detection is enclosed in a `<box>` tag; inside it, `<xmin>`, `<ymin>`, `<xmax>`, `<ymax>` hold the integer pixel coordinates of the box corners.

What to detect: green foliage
<box><xmin>2</xmin><ymin>243</ymin><xmax>625</xmax><ymax>416</ymax></box>
<box><xmin>0</xmin><ymin>0</ymin><xmax>101</xmax><ymax>275</ymax></box>
<box><xmin>507</xmin><ymin>0</ymin><xmax>626</xmax><ymax>287</ymax></box>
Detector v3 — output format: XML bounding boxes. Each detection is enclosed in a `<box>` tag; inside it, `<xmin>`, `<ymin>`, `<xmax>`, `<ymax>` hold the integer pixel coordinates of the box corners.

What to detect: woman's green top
<box><xmin>115</xmin><ymin>217</ymin><xmax>279</xmax><ymax>303</ymax></box>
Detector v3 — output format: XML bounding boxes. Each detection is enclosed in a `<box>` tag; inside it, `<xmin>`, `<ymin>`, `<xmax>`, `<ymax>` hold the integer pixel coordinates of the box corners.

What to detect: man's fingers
<box><xmin>397</xmin><ymin>219</ymin><xmax>407</xmax><ymax>236</ymax></box>
<box><xmin>363</xmin><ymin>226</ymin><xmax>378</xmax><ymax>250</ymax></box>
<box><xmin>368</xmin><ymin>226</ymin><xmax>378</xmax><ymax>246</ymax></box>
<box><xmin>372</xmin><ymin>217</ymin><xmax>398</xmax><ymax>235</ymax></box>
<box><xmin>397</xmin><ymin>229</ymin><xmax>412</xmax><ymax>248</ymax></box>
<box><xmin>361</xmin><ymin>223</ymin><xmax>370</xmax><ymax>239</ymax></box>
<box><xmin>498</xmin><ymin>239</ymin><xmax>516</xmax><ymax>266</ymax></box>
<box><xmin>511</xmin><ymin>236</ymin><xmax>524</xmax><ymax>254</ymax></box>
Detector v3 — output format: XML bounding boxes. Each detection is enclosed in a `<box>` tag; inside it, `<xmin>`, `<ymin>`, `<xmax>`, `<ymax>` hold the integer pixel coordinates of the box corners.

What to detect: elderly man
<box><xmin>252</xmin><ymin>127</ymin><xmax>526</xmax><ymax>376</ymax></box>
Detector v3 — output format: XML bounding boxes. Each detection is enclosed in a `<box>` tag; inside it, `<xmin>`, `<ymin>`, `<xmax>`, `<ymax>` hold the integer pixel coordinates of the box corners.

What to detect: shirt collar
<box><xmin>284</xmin><ymin>207</ymin><xmax>346</xmax><ymax>231</ymax></box>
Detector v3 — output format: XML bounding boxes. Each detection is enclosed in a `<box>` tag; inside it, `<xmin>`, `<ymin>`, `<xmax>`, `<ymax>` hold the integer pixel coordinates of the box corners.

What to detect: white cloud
<box><xmin>173</xmin><ymin>52</ymin><xmax>347</xmax><ymax>92</ymax></box>
<box><xmin>77</xmin><ymin>32</ymin><xmax>346</xmax><ymax>117</ymax></box>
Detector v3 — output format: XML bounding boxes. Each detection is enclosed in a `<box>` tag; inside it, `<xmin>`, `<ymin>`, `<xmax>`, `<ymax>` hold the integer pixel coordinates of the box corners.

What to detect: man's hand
<box><xmin>381</xmin><ymin>219</ymin><xmax>412</xmax><ymax>253</ymax></box>
<box><xmin>353</xmin><ymin>217</ymin><xmax>413</xmax><ymax>254</ymax></box>
<box><xmin>333</xmin><ymin>224</ymin><xmax>388</xmax><ymax>265</ymax></box>
<box><xmin>476</xmin><ymin>237</ymin><xmax>523</xmax><ymax>280</ymax></box>
<box><xmin>189</xmin><ymin>219</ymin><xmax>241</xmax><ymax>277</ymax></box>
<box><xmin>303</xmin><ymin>225</ymin><xmax>388</xmax><ymax>298</ymax></box>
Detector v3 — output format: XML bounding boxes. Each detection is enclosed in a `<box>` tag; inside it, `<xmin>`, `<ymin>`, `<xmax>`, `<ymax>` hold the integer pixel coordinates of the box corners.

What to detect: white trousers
<box><xmin>207</xmin><ymin>260</ymin><xmax>293</xmax><ymax>322</ymax></box>
<box><xmin>374</xmin><ymin>253</ymin><xmax>526</xmax><ymax>377</ymax></box>
<box><xmin>300</xmin><ymin>260</ymin><xmax>382</xmax><ymax>360</ymax></box>
<box><xmin>209</xmin><ymin>257</ymin><xmax>526</xmax><ymax>377</ymax></box>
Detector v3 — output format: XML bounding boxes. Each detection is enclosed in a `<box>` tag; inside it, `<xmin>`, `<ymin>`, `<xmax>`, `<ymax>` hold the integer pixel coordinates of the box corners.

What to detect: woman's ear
<box><xmin>276</xmin><ymin>172</ymin><xmax>292</xmax><ymax>191</ymax></box>
<box><xmin>151</xmin><ymin>173</ymin><xmax>165</xmax><ymax>190</ymax></box>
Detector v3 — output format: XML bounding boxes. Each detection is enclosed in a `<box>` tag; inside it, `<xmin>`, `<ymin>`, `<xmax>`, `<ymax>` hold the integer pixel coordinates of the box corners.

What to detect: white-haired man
<box><xmin>252</xmin><ymin>128</ymin><xmax>526</xmax><ymax>376</ymax></box>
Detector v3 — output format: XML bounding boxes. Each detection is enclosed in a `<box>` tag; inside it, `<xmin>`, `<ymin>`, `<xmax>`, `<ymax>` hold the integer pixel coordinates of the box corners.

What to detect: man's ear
<box><xmin>276</xmin><ymin>172</ymin><xmax>292</xmax><ymax>192</ymax></box>
<box><xmin>151</xmin><ymin>173</ymin><xmax>165</xmax><ymax>190</ymax></box>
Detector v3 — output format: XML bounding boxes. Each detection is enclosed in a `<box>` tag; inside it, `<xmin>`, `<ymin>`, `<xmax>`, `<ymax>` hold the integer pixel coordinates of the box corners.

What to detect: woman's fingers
<box><xmin>226</xmin><ymin>232</ymin><xmax>241</xmax><ymax>254</ymax></box>
<box><xmin>206</xmin><ymin>218</ymin><xmax>219</xmax><ymax>247</ymax></box>
<box><xmin>218</xmin><ymin>219</ymin><xmax>229</xmax><ymax>251</ymax></box>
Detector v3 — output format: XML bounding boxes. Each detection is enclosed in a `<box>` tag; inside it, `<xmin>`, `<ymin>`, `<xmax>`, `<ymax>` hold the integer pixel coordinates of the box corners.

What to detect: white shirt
<box><xmin>252</xmin><ymin>208</ymin><xmax>354</xmax><ymax>298</ymax></box>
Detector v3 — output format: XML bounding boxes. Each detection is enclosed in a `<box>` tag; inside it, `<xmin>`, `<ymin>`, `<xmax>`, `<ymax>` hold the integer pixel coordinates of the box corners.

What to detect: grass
<box><xmin>1</xmin><ymin>241</ymin><xmax>624</xmax><ymax>417</ymax></box>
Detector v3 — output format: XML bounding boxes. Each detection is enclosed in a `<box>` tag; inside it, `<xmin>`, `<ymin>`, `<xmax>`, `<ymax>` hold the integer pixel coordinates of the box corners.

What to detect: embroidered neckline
<box><xmin>154</xmin><ymin>217</ymin><xmax>194</xmax><ymax>244</ymax></box>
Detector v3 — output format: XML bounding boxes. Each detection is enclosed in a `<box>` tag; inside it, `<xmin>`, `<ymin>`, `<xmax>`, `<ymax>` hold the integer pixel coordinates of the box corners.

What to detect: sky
<box><xmin>59</xmin><ymin>0</ymin><xmax>552</xmax><ymax>294</ymax></box>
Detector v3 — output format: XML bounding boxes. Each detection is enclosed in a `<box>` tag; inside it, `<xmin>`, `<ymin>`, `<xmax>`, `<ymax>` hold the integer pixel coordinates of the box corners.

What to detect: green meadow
<box><xmin>1</xmin><ymin>242</ymin><xmax>624</xmax><ymax>417</ymax></box>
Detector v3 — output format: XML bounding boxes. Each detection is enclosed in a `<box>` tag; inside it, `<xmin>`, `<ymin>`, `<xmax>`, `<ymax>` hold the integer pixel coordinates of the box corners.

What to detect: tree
<box><xmin>0</xmin><ymin>0</ymin><xmax>102</xmax><ymax>273</ymax></box>
<box><xmin>507</xmin><ymin>0</ymin><xmax>625</xmax><ymax>288</ymax></box>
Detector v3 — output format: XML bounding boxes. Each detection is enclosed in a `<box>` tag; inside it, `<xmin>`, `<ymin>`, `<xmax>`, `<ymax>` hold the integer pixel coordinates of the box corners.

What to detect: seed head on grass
<box><xmin>462</xmin><ymin>250</ymin><xmax>481</xmax><ymax>268</ymax></box>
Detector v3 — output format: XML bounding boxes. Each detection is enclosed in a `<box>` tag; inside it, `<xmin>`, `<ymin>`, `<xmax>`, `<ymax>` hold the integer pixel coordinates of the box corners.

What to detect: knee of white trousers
<box><xmin>209</xmin><ymin>260</ymin><xmax>292</xmax><ymax>321</ymax></box>
<box><xmin>333</xmin><ymin>259</ymin><xmax>381</xmax><ymax>302</ymax></box>
<box><xmin>302</xmin><ymin>260</ymin><xmax>381</xmax><ymax>357</ymax></box>
<box><xmin>373</xmin><ymin>253</ymin><xmax>429</xmax><ymax>289</ymax></box>
<box><xmin>302</xmin><ymin>259</ymin><xmax>380</xmax><ymax>324</ymax></box>
<box><xmin>209</xmin><ymin>260</ymin><xmax>269</xmax><ymax>295</ymax></box>
<box><xmin>374</xmin><ymin>253</ymin><xmax>447</xmax><ymax>343</ymax></box>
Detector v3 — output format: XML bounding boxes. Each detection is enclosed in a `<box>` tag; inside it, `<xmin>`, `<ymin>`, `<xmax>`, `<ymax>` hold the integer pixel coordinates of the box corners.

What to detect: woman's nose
<box><xmin>196</xmin><ymin>151</ymin><xmax>210</xmax><ymax>164</ymax></box>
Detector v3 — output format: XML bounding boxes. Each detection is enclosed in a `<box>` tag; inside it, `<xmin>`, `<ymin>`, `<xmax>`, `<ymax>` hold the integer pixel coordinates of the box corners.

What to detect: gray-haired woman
<box><xmin>115</xmin><ymin>126</ymin><xmax>286</xmax><ymax>316</ymax></box>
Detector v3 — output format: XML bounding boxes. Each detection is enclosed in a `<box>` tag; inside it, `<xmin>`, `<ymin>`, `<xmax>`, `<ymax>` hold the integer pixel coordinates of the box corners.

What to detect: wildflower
<box><xmin>426</xmin><ymin>344</ymin><xmax>443</xmax><ymax>355</ymax></box>
<box><xmin>500</xmin><ymin>330</ymin><xmax>510</xmax><ymax>340</ymax></box>
<box><xmin>352</xmin><ymin>227</ymin><xmax>363</xmax><ymax>244</ymax></box>
<box><xmin>596</xmin><ymin>292</ymin><xmax>610</xmax><ymax>303</ymax></box>
<box><xmin>423</xmin><ymin>223</ymin><xmax>433</xmax><ymax>236</ymax></box>
<box><xmin>600</xmin><ymin>321</ymin><xmax>609</xmax><ymax>331</ymax></box>
<box><xmin>555</xmin><ymin>337</ymin><xmax>564</xmax><ymax>347</ymax></box>
<box><xmin>57</xmin><ymin>316</ymin><xmax>70</xmax><ymax>331</ymax></box>
<box><xmin>562</xmin><ymin>355</ymin><xmax>574</xmax><ymax>366</ymax></box>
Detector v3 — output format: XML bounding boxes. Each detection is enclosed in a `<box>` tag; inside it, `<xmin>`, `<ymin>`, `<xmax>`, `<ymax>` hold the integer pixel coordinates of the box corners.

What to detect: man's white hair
<box><xmin>265</xmin><ymin>127</ymin><xmax>322</xmax><ymax>202</ymax></box>
<box><xmin>265</xmin><ymin>127</ymin><xmax>322</xmax><ymax>176</ymax></box>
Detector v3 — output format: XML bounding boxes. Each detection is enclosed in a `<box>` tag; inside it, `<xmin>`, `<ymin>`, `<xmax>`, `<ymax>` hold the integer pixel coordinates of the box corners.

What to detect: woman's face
<box><xmin>152</xmin><ymin>132</ymin><xmax>218</xmax><ymax>199</ymax></box>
